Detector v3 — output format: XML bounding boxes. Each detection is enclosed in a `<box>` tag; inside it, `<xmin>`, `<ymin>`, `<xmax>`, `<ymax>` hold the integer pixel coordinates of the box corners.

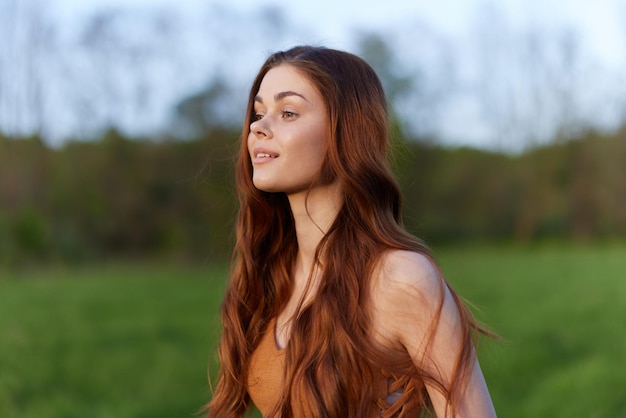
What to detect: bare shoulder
<box><xmin>373</xmin><ymin>249</ymin><xmax>443</xmax><ymax>305</ymax></box>
<box><xmin>370</xmin><ymin>249</ymin><xmax>456</xmax><ymax>355</ymax></box>
<box><xmin>369</xmin><ymin>250</ymin><xmax>445</xmax><ymax>343</ymax></box>
<box><xmin>371</xmin><ymin>251</ymin><xmax>497</xmax><ymax>418</ymax></box>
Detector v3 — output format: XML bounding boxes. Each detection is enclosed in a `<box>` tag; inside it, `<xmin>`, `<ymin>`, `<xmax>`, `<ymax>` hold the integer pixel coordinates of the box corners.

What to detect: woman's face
<box><xmin>248</xmin><ymin>64</ymin><xmax>329</xmax><ymax>194</ymax></box>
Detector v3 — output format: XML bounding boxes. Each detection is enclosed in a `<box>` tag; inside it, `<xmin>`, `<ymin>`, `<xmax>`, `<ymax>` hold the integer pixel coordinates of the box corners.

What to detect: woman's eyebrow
<box><xmin>254</xmin><ymin>91</ymin><xmax>309</xmax><ymax>104</ymax></box>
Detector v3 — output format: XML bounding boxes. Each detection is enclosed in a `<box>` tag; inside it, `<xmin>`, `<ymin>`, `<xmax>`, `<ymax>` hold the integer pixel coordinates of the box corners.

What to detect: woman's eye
<box><xmin>253</xmin><ymin>113</ymin><xmax>264</xmax><ymax>121</ymax></box>
<box><xmin>281</xmin><ymin>111</ymin><xmax>297</xmax><ymax>119</ymax></box>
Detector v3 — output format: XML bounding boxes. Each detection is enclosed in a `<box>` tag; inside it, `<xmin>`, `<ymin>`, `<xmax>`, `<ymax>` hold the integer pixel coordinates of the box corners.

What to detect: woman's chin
<box><xmin>252</xmin><ymin>179</ymin><xmax>279</xmax><ymax>193</ymax></box>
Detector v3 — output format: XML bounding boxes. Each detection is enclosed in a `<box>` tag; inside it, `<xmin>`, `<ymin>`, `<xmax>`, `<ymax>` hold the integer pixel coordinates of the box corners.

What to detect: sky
<box><xmin>54</xmin><ymin>0</ymin><xmax>626</xmax><ymax>67</ymax></box>
<box><xmin>6</xmin><ymin>0</ymin><xmax>626</xmax><ymax>149</ymax></box>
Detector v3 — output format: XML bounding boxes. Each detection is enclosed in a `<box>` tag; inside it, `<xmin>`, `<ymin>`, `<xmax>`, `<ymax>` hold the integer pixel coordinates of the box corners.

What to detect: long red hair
<box><xmin>206</xmin><ymin>46</ymin><xmax>485</xmax><ymax>417</ymax></box>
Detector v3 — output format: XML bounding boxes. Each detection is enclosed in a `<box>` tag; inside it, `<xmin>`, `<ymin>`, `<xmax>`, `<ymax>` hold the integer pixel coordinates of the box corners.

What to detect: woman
<box><xmin>206</xmin><ymin>45</ymin><xmax>497</xmax><ymax>417</ymax></box>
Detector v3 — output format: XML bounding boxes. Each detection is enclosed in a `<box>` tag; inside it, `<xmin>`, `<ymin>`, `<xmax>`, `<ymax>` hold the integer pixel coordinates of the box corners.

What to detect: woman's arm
<box><xmin>372</xmin><ymin>250</ymin><xmax>497</xmax><ymax>418</ymax></box>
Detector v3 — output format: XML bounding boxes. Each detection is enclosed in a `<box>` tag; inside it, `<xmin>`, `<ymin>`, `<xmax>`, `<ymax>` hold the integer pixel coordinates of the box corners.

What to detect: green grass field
<box><xmin>0</xmin><ymin>264</ymin><xmax>228</xmax><ymax>418</ymax></box>
<box><xmin>437</xmin><ymin>243</ymin><xmax>626</xmax><ymax>418</ymax></box>
<box><xmin>1</xmin><ymin>243</ymin><xmax>624</xmax><ymax>417</ymax></box>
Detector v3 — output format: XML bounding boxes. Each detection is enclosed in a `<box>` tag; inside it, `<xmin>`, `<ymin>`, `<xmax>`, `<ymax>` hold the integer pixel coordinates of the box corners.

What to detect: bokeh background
<box><xmin>1</xmin><ymin>0</ymin><xmax>625</xmax><ymax>417</ymax></box>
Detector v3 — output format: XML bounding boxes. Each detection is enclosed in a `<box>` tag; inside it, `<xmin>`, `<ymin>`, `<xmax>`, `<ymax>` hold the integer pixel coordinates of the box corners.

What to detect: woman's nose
<box><xmin>251</xmin><ymin>118</ymin><xmax>272</xmax><ymax>138</ymax></box>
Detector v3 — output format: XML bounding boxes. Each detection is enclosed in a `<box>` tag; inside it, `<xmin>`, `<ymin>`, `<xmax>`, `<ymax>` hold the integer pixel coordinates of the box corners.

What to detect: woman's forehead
<box><xmin>256</xmin><ymin>65</ymin><xmax>321</xmax><ymax>103</ymax></box>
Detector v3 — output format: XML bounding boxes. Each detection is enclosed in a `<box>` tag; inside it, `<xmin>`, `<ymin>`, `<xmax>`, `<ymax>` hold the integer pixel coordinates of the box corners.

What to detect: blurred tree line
<box><xmin>0</xmin><ymin>128</ymin><xmax>237</xmax><ymax>266</ymax></box>
<box><xmin>2</xmin><ymin>123</ymin><xmax>625</xmax><ymax>267</ymax></box>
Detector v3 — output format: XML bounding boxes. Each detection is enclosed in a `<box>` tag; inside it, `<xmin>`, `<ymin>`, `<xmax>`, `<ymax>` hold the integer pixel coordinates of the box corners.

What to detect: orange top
<box><xmin>247</xmin><ymin>318</ymin><xmax>423</xmax><ymax>417</ymax></box>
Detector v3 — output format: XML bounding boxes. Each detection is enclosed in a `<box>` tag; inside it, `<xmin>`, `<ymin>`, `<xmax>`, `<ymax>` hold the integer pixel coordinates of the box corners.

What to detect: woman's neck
<box><xmin>287</xmin><ymin>182</ymin><xmax>342</xmax><ymax>278</ymax></box>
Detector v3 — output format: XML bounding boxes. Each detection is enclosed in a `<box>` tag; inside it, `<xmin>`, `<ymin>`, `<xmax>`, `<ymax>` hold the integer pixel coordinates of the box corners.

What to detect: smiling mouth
<box><xmin>254</xmin><ymin>151</ymin><xmax>278</xmax><ymax>158</ymax></box>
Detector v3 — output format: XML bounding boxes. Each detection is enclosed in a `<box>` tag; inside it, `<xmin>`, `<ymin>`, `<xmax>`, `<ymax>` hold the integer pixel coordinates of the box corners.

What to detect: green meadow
<box><xmin>1</xmin><ymin>243</ymin><xmax>624</xmax><ymax>418</ymax></box>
